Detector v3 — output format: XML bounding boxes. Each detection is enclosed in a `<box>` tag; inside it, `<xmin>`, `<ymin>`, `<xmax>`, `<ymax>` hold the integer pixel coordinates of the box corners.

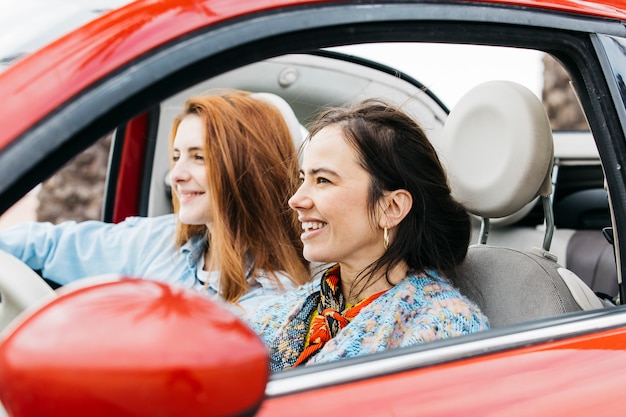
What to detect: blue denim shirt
<box><xmin>0</xmin><ymin>214</ymin><xmax>297</xmax><ymax>316</ymax></box>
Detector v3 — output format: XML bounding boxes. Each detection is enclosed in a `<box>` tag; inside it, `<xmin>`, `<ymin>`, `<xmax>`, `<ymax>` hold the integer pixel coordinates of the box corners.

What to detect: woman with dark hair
<box><xmin>0</xmin><ymin>90</ymin><xmax>310</xmax><ymax>316</ymax></box>
<box><xmin>249</xmin><ymin>99</ymin><xmax>488</xmax><ymax>371</ymax></box>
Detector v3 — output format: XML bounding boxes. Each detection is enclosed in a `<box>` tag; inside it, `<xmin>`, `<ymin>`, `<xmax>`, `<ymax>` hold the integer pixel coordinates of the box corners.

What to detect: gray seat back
<box><xmin>566</xmin><ymin>230</ymin><xmax>618</xmax><ymax>298</ymax></box>
<box><xmin>457</xmin><ymin>246</ymin><xmax>583</xmax><ymax>326</ymax></box>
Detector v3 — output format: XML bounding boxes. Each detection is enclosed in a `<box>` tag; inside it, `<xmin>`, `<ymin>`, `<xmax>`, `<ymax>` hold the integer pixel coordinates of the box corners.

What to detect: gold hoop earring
<box><xmin>383</xmin><ymin>227</ymin><xmax>389</xmax><ymax>250</ymax></box>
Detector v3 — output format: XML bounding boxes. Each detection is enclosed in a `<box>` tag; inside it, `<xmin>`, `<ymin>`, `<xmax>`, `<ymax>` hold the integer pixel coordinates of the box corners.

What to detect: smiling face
<box><xmin>170</xmin><ymin>115</ymin><xmax>212</xmax><ymax>227</ymax></box>
<box><xmin>289</xmin><ymin>125</ymin><xmax>385</xmax><ymax>272</ymax></box>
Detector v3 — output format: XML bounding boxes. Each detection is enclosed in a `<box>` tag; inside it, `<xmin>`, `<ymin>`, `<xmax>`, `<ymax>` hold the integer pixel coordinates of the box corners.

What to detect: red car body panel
<box><xmin>113</xmin><ymin>112</ymin><xmax>150</xmax><ymax>222</ymax></box>
<box><xmin>501</xmin><ymin>0</ymin><xmax>626</xmax><ymax>19</ymax></box>
<box><xmin>259</xmin><ymin>328</ymin><xmax>626</xmax><ymax>416</ymax></box>
<box><xmin>0</xmin><ymin>279</ymin><xmax>269</xmax><ymax>417</ymax></box>
<box><xmin>0</xmin><ymin>0</ymin><xmax>624</xmax><ymax>152</ymax></box>
<box><xmin>2</xmin><ymin>0</ymin><xmax>626</xmax><ymax>415</ymax></box>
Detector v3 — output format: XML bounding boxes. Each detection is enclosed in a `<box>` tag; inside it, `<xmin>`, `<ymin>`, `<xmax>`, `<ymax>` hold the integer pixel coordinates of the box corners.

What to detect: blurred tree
<box><xmin>36</xmin><ymin>134</ymin><xmax>111</xmax><ymax>223</ymax></box>
<box><xmin>542</xmin><ymin>54</ymin><xmax>589</xmax><ymax>131</ymax></box>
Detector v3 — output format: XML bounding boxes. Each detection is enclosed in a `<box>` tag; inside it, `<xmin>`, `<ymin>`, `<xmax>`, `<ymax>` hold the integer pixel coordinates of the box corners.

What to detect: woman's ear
<box><xmin>379</xmin><ymin>189</ymin><xmax>413</xmax><ymax>228</ymax></box>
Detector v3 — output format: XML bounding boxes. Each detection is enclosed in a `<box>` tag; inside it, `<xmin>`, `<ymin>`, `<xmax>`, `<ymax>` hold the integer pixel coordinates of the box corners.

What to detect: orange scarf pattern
<box><xmin>293</xmin><ymin>264</ymin><xmax>387</xmax><ymax>367</ymax></box>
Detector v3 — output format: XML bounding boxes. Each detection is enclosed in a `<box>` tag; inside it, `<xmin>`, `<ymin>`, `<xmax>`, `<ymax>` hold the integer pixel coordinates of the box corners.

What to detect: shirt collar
<box><xmin>180</xmin><ymin>236</ymin><xmax>261</xmax><ymax>291</ymax></box>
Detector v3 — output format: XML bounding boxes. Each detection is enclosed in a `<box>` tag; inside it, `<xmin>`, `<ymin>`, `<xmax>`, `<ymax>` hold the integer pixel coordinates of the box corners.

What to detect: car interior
<box><xmin>132</xmin><ymin>45</ymin><xmax>616</xmax><ymax>316</ymax></box>
<box><xmin>1</xmin><ymin>42</ymin><xmax>616</xmax><ymax>335</ymax></box>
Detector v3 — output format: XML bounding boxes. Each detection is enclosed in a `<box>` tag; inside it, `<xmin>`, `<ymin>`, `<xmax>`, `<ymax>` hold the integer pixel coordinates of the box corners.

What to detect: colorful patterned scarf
<box><xmin>268</xmin><ymin>264</ymin><xmax>386</xmax><ymax>370</ymax></box>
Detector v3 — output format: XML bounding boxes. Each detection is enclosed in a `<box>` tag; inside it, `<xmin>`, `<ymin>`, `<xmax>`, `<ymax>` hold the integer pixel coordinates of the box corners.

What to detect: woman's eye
<box><xmin>193</xmin><ymin>154</ymin><xmax>204</xmax><ymax>162</ymax></box>
<box><xmin>297</xmin><ymin>176</ymin><xmax>305</xmax><ymax>184</ymax></box>
<box><xmin>172</xmin><ymin>155</ymin><xmax>180</xmax><ymax>162</ymax></box>
<box><xmin>316</xmin><ymin>177</ymin><xmax>330</xmax><ymax>184</ymax></box>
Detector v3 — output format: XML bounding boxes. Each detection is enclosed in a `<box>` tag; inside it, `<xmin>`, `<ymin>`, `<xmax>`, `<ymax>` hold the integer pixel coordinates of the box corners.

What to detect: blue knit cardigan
<box><xmin>248</xmin><ymin>269</ymin><xmax>489</xmax><ymax>372</ymax></box>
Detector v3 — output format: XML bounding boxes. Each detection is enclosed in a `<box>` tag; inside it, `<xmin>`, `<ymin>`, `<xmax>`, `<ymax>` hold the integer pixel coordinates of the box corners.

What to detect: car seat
<box><xmin>250</xmin><ymin>92</ymin><xmax>306</xmax><ymax>148</ymax></box>
<box><xmin>554</xmin><ymin>186</ymin><xmax>618</xmax><ymax>297</ymax></box>
<box><xmin>441</xmin><ymin>80</ymin><xmax>606</xmax><ymax>328</ymax></box>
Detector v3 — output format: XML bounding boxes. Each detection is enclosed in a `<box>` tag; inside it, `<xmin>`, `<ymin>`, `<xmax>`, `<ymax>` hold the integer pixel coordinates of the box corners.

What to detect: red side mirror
<box><xmin>0</xmin><ymin>277</ymin><xmax>269</xmax><ymax>417</ymax></box>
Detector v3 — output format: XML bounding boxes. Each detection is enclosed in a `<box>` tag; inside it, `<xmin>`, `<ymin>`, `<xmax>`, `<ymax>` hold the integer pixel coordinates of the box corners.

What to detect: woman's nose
<box><xmin>289</xmin><ymin>184</ymin><xmax>312</xmax><ymax>210</ymax></box>
<box><xmin>170</xmin><ymin>159</ymin><xmax>190</xmax><ymax>183</ymax></box>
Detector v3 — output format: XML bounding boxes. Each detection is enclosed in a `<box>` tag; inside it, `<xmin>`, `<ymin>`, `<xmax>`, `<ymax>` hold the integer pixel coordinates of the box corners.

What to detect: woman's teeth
<box><xmin>302</xmin><ymin>221</ymin><xmax>326</xmax><ymax>231</ymax></box>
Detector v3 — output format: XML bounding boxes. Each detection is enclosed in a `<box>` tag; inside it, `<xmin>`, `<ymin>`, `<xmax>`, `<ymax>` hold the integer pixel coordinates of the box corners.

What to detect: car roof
<box><xmin>495</xmin><ymin>0</ymin><xmax>626</xmax><ymax>19</ymax></box>
<box><xmin>0</xmin><ymin>0</ymin><xmax>625</xmax><ymax>153</ymax></box>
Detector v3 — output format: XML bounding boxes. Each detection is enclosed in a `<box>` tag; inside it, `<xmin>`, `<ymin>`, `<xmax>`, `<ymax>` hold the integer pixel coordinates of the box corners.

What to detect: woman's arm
<box><xmin>0</xmin><ymin>215</ymin><xmax>177</xmax><ymax>286</ymax></box>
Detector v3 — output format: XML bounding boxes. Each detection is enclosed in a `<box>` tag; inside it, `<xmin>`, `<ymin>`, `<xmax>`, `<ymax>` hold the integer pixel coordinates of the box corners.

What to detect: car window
<box><xmin>143</xmin><ymin>41</ymin><xmax>613</xmax><ymax>319</ymax></box>
<box><xmin>1</xmin><ymin>41</ymin><xmax>604</xmax><ymax>294</ymax></box>
<box><xmin>0</xmin><ymin>132</ymin><xmax>114</xmax><ymax>229</ymax></box>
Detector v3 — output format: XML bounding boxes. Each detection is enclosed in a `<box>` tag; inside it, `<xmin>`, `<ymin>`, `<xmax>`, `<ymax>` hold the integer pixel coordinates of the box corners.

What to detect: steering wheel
<box><xmin>0</xmin><ymin>250</ymin><xmax>56</xmax><ymax>332</ymax></box>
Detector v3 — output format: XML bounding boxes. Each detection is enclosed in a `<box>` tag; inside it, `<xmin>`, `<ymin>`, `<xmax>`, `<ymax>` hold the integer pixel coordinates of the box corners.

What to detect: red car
<box><xmin>1</xmin><ymin>0</ymin><xmax>626</xmax><ymax>416</ymax></box>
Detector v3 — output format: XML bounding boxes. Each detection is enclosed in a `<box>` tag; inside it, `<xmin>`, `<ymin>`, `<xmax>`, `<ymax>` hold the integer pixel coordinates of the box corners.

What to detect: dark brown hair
<box><xmin>307</xmin><ymin>99</ymin><xmax>470</xmax><ymax>286</ymax></box>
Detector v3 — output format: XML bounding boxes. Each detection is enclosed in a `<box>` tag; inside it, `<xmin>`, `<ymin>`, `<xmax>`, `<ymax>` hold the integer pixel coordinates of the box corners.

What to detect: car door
<box><xmin>2</xmin><ymin>1</ymin><xmax>626</xmax><ymax>416</ymax></box>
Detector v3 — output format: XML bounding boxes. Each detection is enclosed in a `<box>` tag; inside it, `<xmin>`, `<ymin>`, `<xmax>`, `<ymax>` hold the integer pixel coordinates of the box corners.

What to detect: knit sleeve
<box><xmin>246</xmin><ymin>281</ymin><xmax>319</xmax><ymax>346</ymax></box>
<box><xmin>398</xmin><ymin>285</ymin><xmax>489</xmax><ymax>346</ymax></box>
<box><xmin>307</xmin><ymin>273</ymin><xmax>489</xmax><ymax>365</ymax></box>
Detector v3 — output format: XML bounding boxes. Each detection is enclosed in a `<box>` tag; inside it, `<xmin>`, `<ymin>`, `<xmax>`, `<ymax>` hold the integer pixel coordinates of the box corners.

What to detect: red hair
<box><xmin>170</xmin><ymin>91</ymin><xmax>309</xmax><ymax>303</ymax></box>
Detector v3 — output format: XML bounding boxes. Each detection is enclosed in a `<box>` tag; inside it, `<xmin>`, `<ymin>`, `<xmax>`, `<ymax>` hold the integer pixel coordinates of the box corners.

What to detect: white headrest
<box><xmin>250</xmin><ymin>92</ymin><xmax>304</xmax><ymax>149</ymax></box>
<box><xmin>441</xmin><ymin>81</ymin><xmax>554</xmax><ymax>220</ymax></box>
